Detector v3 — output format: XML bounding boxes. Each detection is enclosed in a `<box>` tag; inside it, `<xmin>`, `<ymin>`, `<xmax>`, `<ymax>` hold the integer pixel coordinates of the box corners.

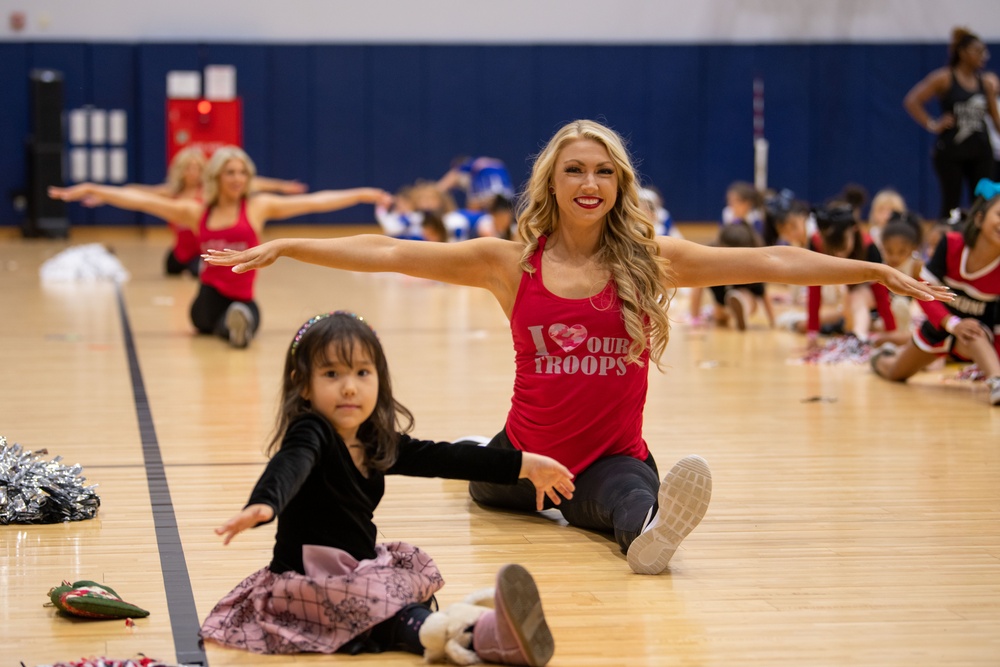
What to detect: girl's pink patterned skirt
<box><xmin>200</xmin><ymin>541</ymin><xmax>444</xmax><ymax>654</ymax></box>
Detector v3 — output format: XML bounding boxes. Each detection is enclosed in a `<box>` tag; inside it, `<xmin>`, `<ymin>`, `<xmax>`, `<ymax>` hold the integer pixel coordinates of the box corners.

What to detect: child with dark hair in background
<box><xmin>475</xmin><ymin>194</ymin><xmax>517</xmax><ymax>239</ymax></box>
<box><xmin>707</xmin><ymin>222</ymin><xmax>775</xmax><ymax>330</ymax></box>
<box><xmin>872</xmin><ymin>178</ymin><xmax>1000</xmax><ymax>406</ymax></box>
<box><xmin>690</xmin><ymin>181</ymin><xmax>763</xmax><ymax>324</ymax></box>
<box><xmin>201</xmin><ymin>311</ymin><xmax>572</xmax><ymax>661</ymax></box>
<box><xmin>804</xmin><ymin>201</ymin><xmax>898</xmax><ymax>346</ymax></box>
<box><xmin>870</xmin><ymin>211</ymin><xmax>926</xmax><ymax>347</ymax></box>
<box><xmin>420</xmin><ymin>210</ymin><xmax>449</xmax><ymax>243</ymax></box>
<box><xmin>838</xmin><ymin>183</ymin><xmax>869</xmax><ymax>225</ymax></box>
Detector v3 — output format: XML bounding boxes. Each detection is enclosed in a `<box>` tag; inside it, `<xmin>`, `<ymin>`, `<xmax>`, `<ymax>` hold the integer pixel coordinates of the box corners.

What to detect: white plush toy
<box><xmin>420</xmin><ymin>587</ymin><xmax>495</xmax><ymax>665</ymax></box>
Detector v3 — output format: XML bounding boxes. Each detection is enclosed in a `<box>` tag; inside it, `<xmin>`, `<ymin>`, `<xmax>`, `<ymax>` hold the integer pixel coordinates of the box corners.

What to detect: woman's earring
<box><xmin>548</xmin><ymin>187</ymin><xmax>555</xmax><ymax>195</ymax></box>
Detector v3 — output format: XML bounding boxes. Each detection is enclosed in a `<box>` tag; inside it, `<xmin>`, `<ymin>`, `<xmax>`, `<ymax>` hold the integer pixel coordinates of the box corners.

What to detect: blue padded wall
<box><xmin>0</xmin><ymin>41</ymin><xmax>995</xmax><ymax>228</ymax></box>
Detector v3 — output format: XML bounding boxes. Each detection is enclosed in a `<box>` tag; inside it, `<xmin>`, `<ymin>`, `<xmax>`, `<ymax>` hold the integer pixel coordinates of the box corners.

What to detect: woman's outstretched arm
<box><xmin>49</xmin><ymin>183</ymin><xmax>203</xmax><ymax>227</ymax></box>
<box><xmin>659</xmin><ymin>238</ymin><xmax>952</xmax><ymax>303</ymax></box>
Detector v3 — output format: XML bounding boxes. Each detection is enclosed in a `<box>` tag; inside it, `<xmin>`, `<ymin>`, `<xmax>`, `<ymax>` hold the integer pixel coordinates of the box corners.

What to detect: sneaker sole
<box><xmin>725</xmin><ymin>292</ymin><xmax>746</xmax><ymax>330</ymax></box>
<box><xmin>495</xmin><ymin>564</ymin><xmax>554</xmax><ymax>667</ymax></box>
<box><xmin>225</xmin><ymin>305</ymin><xmax>251</xmax><ymax>349</ymax></box>
<box><xmin>627</xmin><ymin>455</ymin><xmax>712</xmax><ymax>575</ymax></box>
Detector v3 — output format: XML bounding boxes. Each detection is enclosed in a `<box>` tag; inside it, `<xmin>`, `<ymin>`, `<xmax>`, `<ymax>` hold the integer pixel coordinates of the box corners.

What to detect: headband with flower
<box><xmin>290</xmin><ymin>311</ymin><xmax>374</xmax><ymax>356</ymax></box>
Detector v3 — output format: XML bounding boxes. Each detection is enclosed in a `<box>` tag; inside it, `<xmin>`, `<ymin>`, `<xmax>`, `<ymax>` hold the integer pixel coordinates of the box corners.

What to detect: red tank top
<box><xmin>169</xmin><ymin>192</ymin><xmax>203</xmax><ymax>263</ymax></box>
<box><xmin>506</xmin><ymin>236</ymin><xmax>650</xmax><ymax>475</ymax></box>
<box><xmin>198</xmin><ymin>199</ymin><xmax>258</xmax><ymax>301</ymax></box>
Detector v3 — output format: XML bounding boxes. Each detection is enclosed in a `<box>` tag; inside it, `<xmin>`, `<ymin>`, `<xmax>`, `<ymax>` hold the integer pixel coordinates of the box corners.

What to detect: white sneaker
<box><xmin>987</xmin><ymin>376</ymin><xmax>1000</xmax><ymax>407</ymax></box>
<box><xmin>452</xmin><ymin>435</ymin><xmax>491</xmax><ymax>446</ymax></box>
<box><xmin>225</xmin><ymin>302</ymin><xmax>254</xmax><ymax>349</ymax></box>
<box><xmin>626</xmin><ymin>455</ymin><xmax>712</xmax><ymax>575</ymax></box>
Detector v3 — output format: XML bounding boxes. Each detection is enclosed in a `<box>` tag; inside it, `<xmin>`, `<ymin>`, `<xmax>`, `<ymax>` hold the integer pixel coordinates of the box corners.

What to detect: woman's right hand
<box><xmin>203</xmin><ymin>240</ymin><xmax>284</xmax><ymax>273</ymax></box>
<box><xmin>48</xmin><ymin>183</ymin><xmax>94</xmax><ymax>202</ymax></box>
<box><xmin>215</xmin><ymin>503</ymin><xmax>274</xmax><ymax>545</ymax></box>
<box><xmin>928</xmin><ymin>113</ymin><xmax>955</xmax><ymax>134</ymax></box>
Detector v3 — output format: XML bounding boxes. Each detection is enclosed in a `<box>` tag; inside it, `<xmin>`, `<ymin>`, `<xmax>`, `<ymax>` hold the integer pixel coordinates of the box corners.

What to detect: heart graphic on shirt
<box><xmin>549</xmin><ymin>323</ymin><xmax>587</xmax><ymax>353</ymax></box>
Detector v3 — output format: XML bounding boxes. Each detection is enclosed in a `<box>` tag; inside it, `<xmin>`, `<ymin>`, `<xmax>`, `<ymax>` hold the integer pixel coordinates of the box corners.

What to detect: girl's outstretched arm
<box><xmin>519</xmin><ymin>452</ymin><xmax>576</xmax><ymax>511</ymax></box>
<box><xmin>659</xmin><ymin>238</ymin><xmax>953</xmax><ymax>303</ymax></box>
<box><xmin>49</xmin><ymin>183</ymin><xmax>203</xmax><ymax>228</ymax></box>
<box><xmin>250</xmin><ymin>188</ymin><xmax>392</xmax><ymax>222</ymax></box>
<box><xmin>215</xmin><ymin>503</ymin><xmax>275</xmax><ymax>545</ymax></box>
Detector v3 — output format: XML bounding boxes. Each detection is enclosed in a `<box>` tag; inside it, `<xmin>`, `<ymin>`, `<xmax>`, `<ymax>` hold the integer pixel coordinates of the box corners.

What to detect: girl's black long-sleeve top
<box><xmin>246</xmin><ymin>414</ymin><xmax>521</xmax><ymax>574</ymax></box>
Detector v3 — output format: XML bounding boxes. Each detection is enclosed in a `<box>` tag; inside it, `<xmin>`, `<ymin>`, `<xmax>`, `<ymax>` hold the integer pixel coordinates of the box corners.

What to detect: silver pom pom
<box><xmin>0</xmin><ymin>435</ymin><xmax>100</xmax><ymax>524</ymax></box>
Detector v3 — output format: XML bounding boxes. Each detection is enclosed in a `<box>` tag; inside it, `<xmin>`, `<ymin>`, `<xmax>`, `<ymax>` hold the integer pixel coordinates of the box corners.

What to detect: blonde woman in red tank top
<box><xmin>50</xmin><ymin>145</ymin><xmax>391</xmax><ymax>349</ymax></box>
<box><xmin>203</xmin><ymin>121</ymin><xmax>951</xmax><ymax>573</ymax></box>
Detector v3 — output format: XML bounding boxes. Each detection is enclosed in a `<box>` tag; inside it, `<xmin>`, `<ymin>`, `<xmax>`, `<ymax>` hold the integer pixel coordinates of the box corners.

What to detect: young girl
<box><xmin>689</xmin><ymin>180</ymin><xmax>763</xmax><ymax>324</ymax></box>
<box><xmin>870</xmin><ymin>212</ymin><xmax>926</xmax><ymax>347</ymax></box>
<box><xmin>707</xmin><ymin>222</ymin><xmax>775</xmax><ymax>330</ymax></box>
<box><xmin>201</xmin><ymin>311</ymin><xmax>573</xmax><ymax>662</ymax></box>
<box><xmin>872</xmin><ymin>179</ymin><xmax>1000</xmax><ymax>406</ymax></box>
<box><xmin>50</xmin><ymin>146</ymin><xmax>390</xmax><ymax>349</ymax></box>
<box><xmin>866</xmin><ymin>189</ymin><xmax>907</xmax><ymax>250</ymax></box>
<box><xmin>203</xmin><ymin>120</ymin><xmax>949</xmax><ymax>576</ymax></box>
<box><xmin>804</xmin><ymin>201</ymin><xmax>899</xmax><ymax>345</ymax></box>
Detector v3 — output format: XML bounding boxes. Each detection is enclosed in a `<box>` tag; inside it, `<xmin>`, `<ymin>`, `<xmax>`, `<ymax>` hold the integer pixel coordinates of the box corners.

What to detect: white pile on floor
<box><xmin>39</xmin><ymin>243</ymin><xmax>130</xmax><ymax>283</ymax></box>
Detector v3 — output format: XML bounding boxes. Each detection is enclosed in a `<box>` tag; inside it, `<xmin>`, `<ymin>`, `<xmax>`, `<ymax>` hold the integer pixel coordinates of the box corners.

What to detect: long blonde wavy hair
<box><xmin>516</xmin><ymin>120</ymin><xmax>675</xmax><ymax>368</ymax></box>
<box><xmin>202</xmin><ymin>145</ymin><xmax>257</xmax><ymax>207</ymax></box>
<box><xmin>165</xmin><ymin>146</ymin><xmax>207</xmax><ymax>196</ymax></box>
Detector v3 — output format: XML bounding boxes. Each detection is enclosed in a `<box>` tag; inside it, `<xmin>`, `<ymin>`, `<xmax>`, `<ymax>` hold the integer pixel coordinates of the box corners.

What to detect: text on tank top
<box><xmin>506</xmin><ymin>235</ymin><xmax>650</xmax><ymax>475</ymax></box>
<box><xmin>940</xmin><ymin>71</ymin><xmax>989</xmax><ymax>145</ymax></box>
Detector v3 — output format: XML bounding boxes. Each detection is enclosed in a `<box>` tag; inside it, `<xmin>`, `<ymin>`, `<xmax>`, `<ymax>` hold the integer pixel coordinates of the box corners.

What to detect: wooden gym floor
<box><xmin>1</xmin><ymin>223</ymin><xmax>998</xmax><ymax>666</ymax></box>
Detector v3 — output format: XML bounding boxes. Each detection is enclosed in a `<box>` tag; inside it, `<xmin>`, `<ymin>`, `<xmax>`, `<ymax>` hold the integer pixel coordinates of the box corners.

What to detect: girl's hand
<box><xmin>519</xmin><ymin>452</ymin><xmax>575</xmax><ymax>511</ymax></box>
<box><xmin>215</xmin><ymin>503</ymin><xmax>274</xmax><ymax>545</ymax></box>
<box><xmin>878</xmin><ymin>268</ymin><xmax>953</xmax><ymax>302</ymax></box>
<box><xmin>952</xmin><ymin>318</ymin><xmax>986</xmax><ymax>345</ymax></box>
<box><xmin>203</xmin><ymin>241</ymin><xmax>282</xmax><ymax>273</ymax></box>
<box><xmin>364</xmin><ymin>188</ymin><xmax>394</xmax><ymax>209</ymax></box>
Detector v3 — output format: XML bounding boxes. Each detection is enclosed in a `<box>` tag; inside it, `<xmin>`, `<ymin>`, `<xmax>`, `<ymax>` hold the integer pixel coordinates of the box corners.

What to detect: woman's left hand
<box><xmin>879</xmin><ymin>268</ymin><xmax>952</xmax><ymax>302</ymax></box>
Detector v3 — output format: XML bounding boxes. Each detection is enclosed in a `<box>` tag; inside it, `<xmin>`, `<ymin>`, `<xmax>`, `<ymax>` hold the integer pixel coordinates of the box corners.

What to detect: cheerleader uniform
<box><xmin>190</xmin><ymin>199</ymin><xmax>261</xmax><ymax>339</ymax></box>
<box><xmin>915</xmin><ymin>231</ymin><xmax>1000</xmax><ymax>357</ymax></box>
<box><xmin>806</xmin><ymin>232</ymin><xmax>897</xmax><ymax>337</ymax></box>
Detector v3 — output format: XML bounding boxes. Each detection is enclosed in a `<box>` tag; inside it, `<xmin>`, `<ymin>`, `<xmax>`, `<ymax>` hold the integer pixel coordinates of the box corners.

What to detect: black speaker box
<box><xmin>24</xmin><ymin>70</ymin><xmax>68</xmax><ymax>238</ymax></box>
<box><xmin>30</xmin><ymin>69</ymin><xmax>64</xmax><ymax>143</ymax></box>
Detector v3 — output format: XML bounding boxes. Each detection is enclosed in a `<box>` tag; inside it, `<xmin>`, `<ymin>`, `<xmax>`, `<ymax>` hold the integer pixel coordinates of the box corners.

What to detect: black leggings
<box><xmin>933</xmin><ymin>147</ymin><xmax>994</xmax><ymax>218</ymax></box>
<box><xmin>338</xmin><ymin>601</ymin><xmax>434</xmax><ymax>655</ymax></box>
<box><xmin>164</xmin><ymin>249</ymin><xmax>200</xmax><ymax>277</ymax></box>
<box><xmin>189</xmin><ymin>283</ymin><xmax>260</xmax><ymax>339</ymax></box>
<box><xmin>469</xmin><ymin>429</ymin><xmax>660</xmax><ymax>553</ymax></box>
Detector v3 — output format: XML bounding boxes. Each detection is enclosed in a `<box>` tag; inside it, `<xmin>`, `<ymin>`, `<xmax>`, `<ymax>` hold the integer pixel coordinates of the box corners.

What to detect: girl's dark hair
<box><xmin>727</xmin><ymin>181</ymin><xmax>763</xmax><ymax>208</ymax></box>
<box><xmin>762</xmin><ymin>188</ymin><xmax>794</xmax><ymax>246</ymax></box>
<box><xmin>882</xmin><ymin>211</ymin><xmax>923</xmax><ymax>246</ymax></box>
<box><xmin>815</xmin><ymin>201</ymin><xmax>864</xmax><ymax>259</ymax></box>
<box><xmin>420</xmin><ymin>210</ymin><xmax>448</xmax><ymax>242</ymax></box>
<box><xmin>838</xmin><ymin>183</ymin><xmax>868</xmax><ymax>215</ymax></box>
<box><xmin>715</xmin><ymin>220</ymin><xmax>762</xmax><ymax>248</ymax></box>
<box><xmin>949</xmin><ymin>27</ymin><xmax>981</xmax><ymax>68</ymax></box>
<box><xmin>268</xmin><ymin>312</ymin><xmax>414</xmax><ymax>472</ymax></box>
<box><xmin>965</xmin><ymin>190</ymin><xmax>1000</xmax><ymax>248</ymax></box>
